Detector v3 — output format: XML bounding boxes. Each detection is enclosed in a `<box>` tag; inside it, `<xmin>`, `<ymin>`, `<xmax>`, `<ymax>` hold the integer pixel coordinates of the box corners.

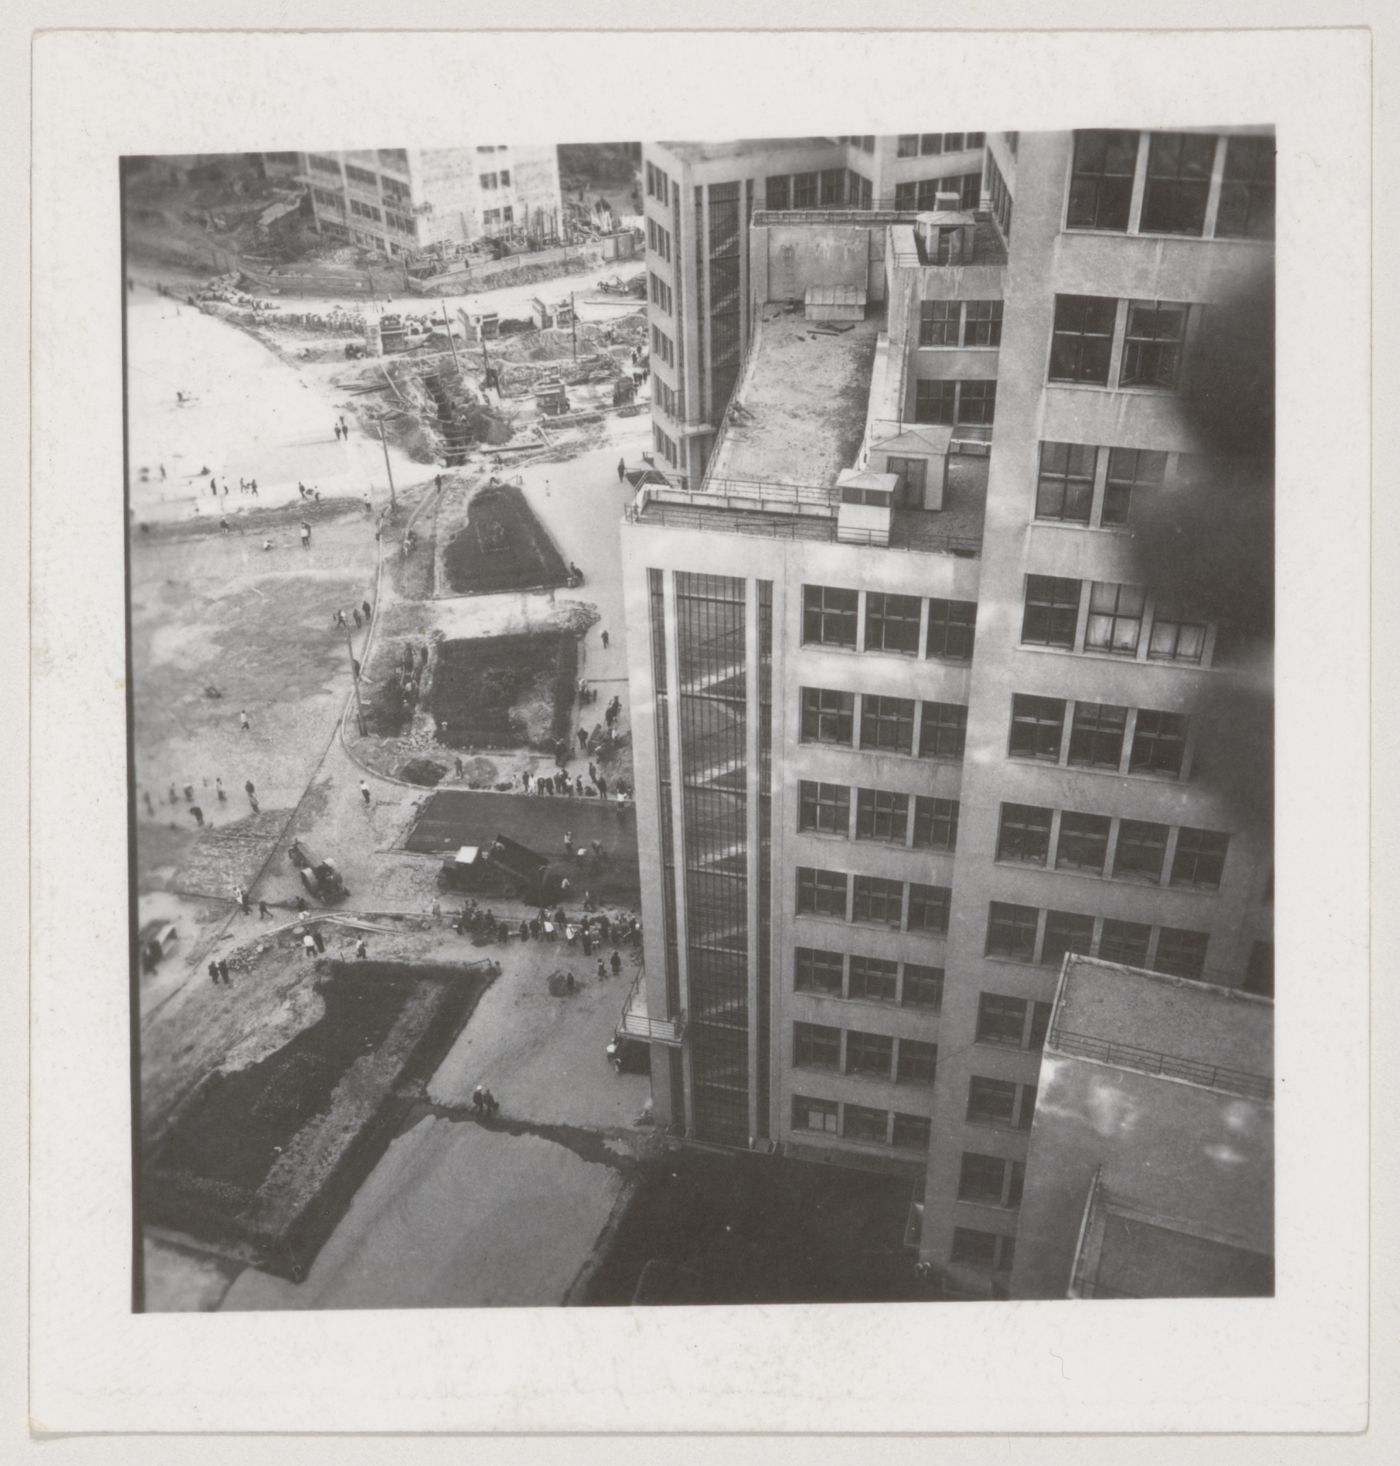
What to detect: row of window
<box><xmin>384</xmin><ymin>210</ymin><xmax>415</xmax><ymax>236</ymax></box>
<box><xmin>792</xmin><ymin>1094</ymin><xmax>931</xmax><ymax>1150</ymax></box>
<box><xmin>804</xmin><ymin>585</ymin><xmax>977</xmax><ymax>661</ymax></box>
<box><xmin>481</xmin><ymin>206</ymin><xmax>515</xmax><ymax>229</ymax></box>
<box><xmin>794</xmin><ymin>946</ymin><xmax>944</xmax><ymax>1009</ymax></box>
<box><xmin>896</xmin><ymin>132</ymin><xmax>985</xmax><ymax>157</ymax></box>
<box><xmin>1035</xmin><ymin>441</ymin><xmax>1166</xmax><ymax>529</ymax></box>
<box><xmin>793</xmin><ymin>1022</ymin><xmax>938</xmax><ymax>1085</ymax></box>
<box><xmin>652</xmin><ymin>425</ymin><xmax>678</xmax><ymax>467</ymax></box>
<box><xmin>986</xmin><ymin>901</ymin><xmax>1210</xmax><ymax>978</ymax></box>
<box><xmin>1009</xmin><ymin>694</ymin><xmax>1188</xmax><ymax>778</ymax></box>
<box><xmin>307</xmin><ymin>153</ymin><xmax>342</xmax><ymax>177</ymax></box>
<box><xmin>1068</xmin><ymin>130</ymin><xmax>1274</xmax><ymax>241</ymax></box>
<box><xmin>646</xmin><ymin>217</ymin><xmax>672</xmax><ymax>263</ymax></box>
<box><xmin>986</xmin><ymin>151</ymin><xmax>1012</xmax><ymax>239</ymax></box>
<box><xmin>997</xmin><ymin>803</ymin><xmax>1230</xmax><ymax>890</ymax></box>
<box><xmin>311</xmin><ymin>186</ymin><xmax>345</xmax><ymax>213</ymax></box>
<box><xmin>1022</xmin><ymin>575</ymin><xmax>1210</xmax><ymax>665</ymax></box>
<box><xmin>479</xmin><ymin>170</ymin><xmax>511</xmax><ymax>190</ymax></box>
<box><xmin>763</xmin><ymin>169</ymin><xmax>847</xmax><ymax>212</ymax></box>
<box><xmin>652</xmin><ymin>376</ymin><xmax>680</xmax><ymax>419</ymax></box>
<box><xmin>919</xmin><ymin>299</ymin><xmax>1003</xmax><ymax>349</ymax></box>
<box><xmin>796</xmin><ymin>867</ymin><xmax>952</xmax><ymax>934</ymax></box>
<box><xmin>650</xmin><ymin>325</ymin><xmax>674</xmax><ymax>367</ymax></box>
<box><xmin>1050</xmin><ymin>294</ymin><xmax>1192</xmax><ymax>391</ymax></box>
<box><xmin>344</xmin><ymin>162</ymin><xmax>378</xmax><ymax>190</ymax></box>
<box><xmin>893</xmin><ymin>173</ymin><xmax>982</xmax><ymax>213</ymax></box>
<box><xmin>644</xmin><ymin>160</ymin><xmax>671</xmax><ymax>202</ymax></box>
<box><xmin>799</xmin><ymin>782</ymin><xmax>959</xmax><ymax>852</ymax></box>
<box><xmin>913</xmin><ymin>378</ymin><xmax>997</xmax><ymax>427</ymax></box>
<box><xmin>349</xmin><ymin>199</ymin><xmax>382</xmax><ymax>223</ymax></box>
<box><xmin>800</xmin><ymin>687</ymin><xmax>968</xmax><ymax>761</ymax></box>
<box><xmin>382</xmin><ymin>176</ymin><xmax>411</xmax><ymax>206</ymax></box>
<box><xmin>837</xmin><ymin>135</ymin><xmax>877</xmax><ymax>153</ymax></box>
<box><xmin>648</xmin><ymin>272</ymin><xmax>673</xmax><ymax>315</ymax></box>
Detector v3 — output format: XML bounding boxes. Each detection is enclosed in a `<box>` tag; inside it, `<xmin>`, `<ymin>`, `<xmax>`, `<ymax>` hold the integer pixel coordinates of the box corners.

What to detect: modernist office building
<box><xmin>621</xmin><ymin>127</ymin><xmax>1275</xmax><ymax>1294</ymax></box>
<box><xmin>638</xmin><ymin>134</ymin><xmax>990</xmax><ymax>483</ymax></box>
<box><xmin>272</xmin><ymin>146</ymin><xmax>563</xmax><ymax>258</ymax></box>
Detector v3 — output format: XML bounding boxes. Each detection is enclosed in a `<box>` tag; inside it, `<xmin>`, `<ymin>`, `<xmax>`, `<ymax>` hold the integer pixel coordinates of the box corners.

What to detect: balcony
<box><xmin>617</xmin><ymin>971</ymin><xmax>685</xmax><ymax>1046</ymax></box>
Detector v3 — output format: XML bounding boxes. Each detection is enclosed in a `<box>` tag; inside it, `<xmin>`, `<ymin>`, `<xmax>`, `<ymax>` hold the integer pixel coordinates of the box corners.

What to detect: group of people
<box><xmin>332</xmin><ymin>599</ymin><xmax>373</xmax><ymax>632</ymax></box>
<box><xmin>332</xmin><ymin>414</ymin><xmax>351</xmax><ymax>441</ymax></box>
<box><xmin>518</xmin><ymin>766</ymin><xmax>630</xmax><ymax>807</ymax></box>
<box><xmin>470</xmin><ymin>1085</ymin><xmax>500</xmax><ymax>1118</ymax></box>
<box><xmin>144</xmin><ymin>773</ymin><xmax>264</xmax><ymax>831</ymax></box>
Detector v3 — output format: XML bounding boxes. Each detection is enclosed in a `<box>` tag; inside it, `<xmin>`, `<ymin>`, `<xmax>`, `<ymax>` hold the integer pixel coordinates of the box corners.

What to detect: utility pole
<box><xmin>377</xmin><ymin>419</ymin><xmax>397</xmax><ymax>513</ymax></box>
<box><xmin>440</xmin><ymin>301</ymin><xmax>463</xmax><ymax>377</ymax></box>
<box><xmin>481</xmin><ymin>331</ymin><xmax>494</xmax><ymax>394</ymax></box>
<box><xmin>345</xmin><ymin>626</ymin><xmax>367</xmax><ymax>737</ymax></box>
<box><xmin>570</xmin><ymin>292</ymin><xmax>578</xmax><ymax>361</ymax></box>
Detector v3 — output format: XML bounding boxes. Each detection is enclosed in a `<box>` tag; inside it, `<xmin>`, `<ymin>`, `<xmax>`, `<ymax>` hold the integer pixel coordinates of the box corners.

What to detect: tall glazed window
<box><xmin>755</xmin><ymin>581</ymin><xmax>773</xmax><ymax>1140</ymax></box>
<box><xmin>677</xmin><ymin>573</ymin><xmax>750</xmax><ymax>1145</ymax></box>
<box><xmin>648</xmin><ymin>570</ymin><xmax>681</xmax><ymax>1023</ymax></box>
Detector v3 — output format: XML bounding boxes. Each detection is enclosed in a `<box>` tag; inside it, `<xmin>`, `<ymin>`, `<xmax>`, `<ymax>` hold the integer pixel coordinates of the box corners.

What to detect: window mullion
<box><xmin>1107</xmin><ymin>297</ymin><xmax>1129</xmax><ymax>389</ymax></box>
<box><xmin>1120</xmin><ymin>707</ymin><xmax>1140</xmax><ymax>773</ymax></box>
<box><xmin>1127</xmin><ymin>131</ymin><xmax>1150</xmax><ymax>232</ymax></box>
<box><xmin>1072</xmin><ymin>585</ymin><xmax>1092</xmax><ymax>652</ymax></box>
<box><xmin>1203</xmin><ymin>134</ymin><xmax>1228</xmax><ymax>238</ymax></box>
<box><xmin>1090</xmin><ymin>442</ymin><xmax>1110</xmax><ymax>527</ymax></box>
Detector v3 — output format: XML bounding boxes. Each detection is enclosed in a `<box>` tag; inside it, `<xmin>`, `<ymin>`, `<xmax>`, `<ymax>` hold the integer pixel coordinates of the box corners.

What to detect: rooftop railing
<box><xmin>1048</xmin><ymin>1024</ymin><xmax>1272</xmax><ymax>1102</ymax></box>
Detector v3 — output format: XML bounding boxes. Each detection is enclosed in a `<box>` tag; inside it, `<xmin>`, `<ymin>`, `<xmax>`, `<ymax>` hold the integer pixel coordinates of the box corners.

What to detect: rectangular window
<box><xmin>919</xmin><ymin>300</ymin><xmax>961</xmax><ymax>347</ymax></box>
<box><xmin>861</xmin><ymin>695</ymin><xmax>916</xmax><ymax>755</ymax></box>
<box><xmin>914</xmin><ymin>379</ymin><xmax>957</xmax><ymax>425</ymax></box>
<box><xmin>957</xmin><ymin>380</ymin><xmax>997</xmax><ymax>425</ymax></box>
<box><xmin>852</xmin><ymin>874</ymin><xmax>904</xmax><ymax>928</ymax></box>
<box><xmin>966</xmin><ymin>1076</ymin><xmax>1036</xmax><ymax>1130</ymax></box>
<box><xmin>499</xmin><ymin>170</ymin><xmax>511</xmax><ymax>188</ymax></box>
<box><xmin>963</xmin><ymin>300</ymin><xmax>1004</xmax><ymax>347</ymax></box>
<box><xmin>819</xmin><ymin>168</ymin><xmax>845</xmax><ymax>205</ymax></box>
<box><xmin>967</xmin><ymin>132</ymin><xmax>986</xmax><ymax>148</ymax></box>
<box><xmin>975</xmin><ymin>993</ymin><xmax>1030</xmax><ymax>1048</ymax></box>
<box><xmin>1113</xmin><ymin>820</ymin><xmax>1169</xmax><ymax>883</ymax></box>
<box><xmin>800</xmin><ymin>687</ymin><xmax>854</xmax><ymax>746</ymax></box>
<box><xmin>903</xmin><ymin>964</ymin><xmax>944</xmax><ymax>1010</ymax></box>
<box><xmin>1022</xmin><ymin>575</ymin><xmax>1082</xmax><ymax>647</ymax></box>
<box><xmin>892</xmin><ymin>1113</ymin><xmax>932</xmax><ymax>1150</ymax></box>
<box><xmin>765</xmin><ymin>174</ymin><xmax>790</xmax><ymax>211</ymax></box>
<box><xmin>942</xmin><ymin>133</ymin><xmax>965</xmax><ymax>151</ymax></box>
<box><xmin>959</xmin><ymin>1153</ymin><xmax>1026</xmax><ymax>1208</ymax></box>
<box><xmin>1216</xmin><ymin>136</ymin><xmax>1275</xmax><ymax>240</ymax></box>
<box><xmin>803</xmin><ymin>584</ymin><xmax>859</xmax><ymax>648</ymax></box>
<box><xmin>848</xmin><ymin>955</ymin><xmax>899</xmax><ymax>1004</ymax></box>
<box><xmin>479</xmin><ymin>173</ymin><xmax>497</xmax><ymax>190</ymax></box>
<box><xmin>1170</xmin><ymin>828</ymin><xmax>1230</xmax><ymax>891</ymax></box>
<box><xmin>846</xmin><ymin>1031</ymin><xmax>894</xmax><ymax>1079</ymax></box>
<box><xmin>797</xmin><ymin>867</ymin><xmax>848</xmax><ymax>918</ymax></box>
<box><xmin>908</xmin><ymin>883</ymin><xmax>952</xmax><ymax>934</ymax></box>
<box><xmin>843</xmin><ymin>1103</ymin><xmax>890</xmax><ymax>1143</ymax></box>
<box><xmin>1103</xmin><ymin>448</ymin><xmax>1167</xmax><ymax>526</ymax></box>
<box><xmin>1141</xmin><ymin>132</ymin><xmax>1215</xmax><ymax>236</ymax></box>
<box><xmin>1131</xmin><ymin>709</ymin><xmax>1190</xmax><ymax>779</ymax></box>
<box><xmin>925</xmin><ymin>599</ymin><xmax>977</xmax><ymax>661</ymax></box>
<box><xmin>1042</xmin><ymin>910</ymin><xmax>1095</xmax><ymax>967</ymax></box>
<box><xmin>865</xmin><ymin>592</ymin><xmax>923</xmax><ymax>656</ymax></box>
<box><xmin>897</xmin><ymin>134</ymin><xmax>919</xmax><ymax>158</ymax></box>
<box><xmin>1120</xmin><ymin>303</ymin><xmax>1189</xmax><ymax>390</ymax></box>
<box><xmin>1154</xmin><ymin>927</ymin><xmax>1210</xmax><ymax>979</ymax></box>
<box><xmin>794</xmin><ymin>1021</ymin><xmax>841</xmax><ymax>1069</ymax></box>
<box><xmin>1147</xmin><ymin>605</ymin><xmax>1208</xmax><ymax>664</ymax></box>
<box><xmin>1067</xmin><ymin>129</ymin><xmax>1138</xmax><ymax>231</ymax></box>
<box><xmin>1099</xmin><ymin>919</ymin><xmax>1152</xmax><ymax>967</ymax></box>
<box><xmin>855</xmin><ymin>788</ymin><xmax>909</xmax><ymax>844</ymax></box>
<box><xmin>792</xmin><ymin>1094</ymin><xmax>838</xmax><ymax>1133</ymax></box>
<box><xmin>1086</xmin><ymin>582</ymin><xmax>1146</xmax><ymax>656</ymax></box>
<box><xmin>1009</xmin><ymin>694</ymin><xmax>1065</xmax><ymax>761</ymax></box>
<box><xmin>794</xmin><ymin>946</ymin><xmax>844</xmax><ymax>996</ymax></box>
<box><xmin>1067</xmin><ymin>701</ymin><xmax>1127</xmax><ymax>769</ymax></box>
<box><xmin>1035</xmin><ymin>441</ymin><xmax>1098</xmax><ymax>523</ymax></box>
<box><xmin>920</xmin><ymin>134</ymin><xmax>943</xmax><ymax>156</ymax></box>
<box><xmin>1049</xmin><ymin>294</ymin><xmax>1116</xmax><ymax>385</ymax></box>
<box><xmin>1055</xmin><ymin>811</ymin><xmax>1113</xmax><ymax>874</ymax></box>
<box><xmin>997</xmin><ymin>803</ymin><xmax>1052</xmax><ymax>866</ymax></box>
<box><xmin>912</xmin><ymin>796</ymin><xmax>959</xmax><ymax>851</ymax></box>
<box><xmin>897</xmin><ymin>1039</ymin><xmax>938</xmax><ymax>1087</ymax></box>
<box><xmin>799</xmin><ymin>780</ymin><xmax>850</xmax><ymax>836</ymax></box>
<box><xmin>792</xmin><ymin>172</ymin><xmax>818</xmax><ymax>208</ymax></box>
<box><xmin>951</xmin><ymin>1228</ymin><xmax>1017</xmax><ymax>1273</ymax></box>
<box><xmin>986</xmin><ymin>902</ymin><xmax>1038</xmax><ymax>962</ymax></box>
<box><xmin>919</xmin><ymin>701</ymin><xmax>968</xmax><ymax>760</ymax></box>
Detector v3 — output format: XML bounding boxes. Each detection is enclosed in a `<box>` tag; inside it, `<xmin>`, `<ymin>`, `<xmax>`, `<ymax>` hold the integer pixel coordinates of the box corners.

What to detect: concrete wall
<box><xmin>758</xmin><ymin>225</ymin><xmax>879</xmax><ymax>303</ymax></box>
<box><xmin>409</xmin><ymin>148</ymin><xmax>479</xmax><ymax>246</ymax></box>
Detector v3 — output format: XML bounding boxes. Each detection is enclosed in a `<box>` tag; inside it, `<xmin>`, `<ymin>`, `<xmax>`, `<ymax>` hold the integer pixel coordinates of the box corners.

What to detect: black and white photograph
<box><xmin>125</xmin><ymin>126</ymin><xmax>1276</xmax><ymax>1313</ymax></box>
<box><xmin>22</xmin><ymin>17</ymin><xmax>1377</xmax><ymax>1442</ymax></box>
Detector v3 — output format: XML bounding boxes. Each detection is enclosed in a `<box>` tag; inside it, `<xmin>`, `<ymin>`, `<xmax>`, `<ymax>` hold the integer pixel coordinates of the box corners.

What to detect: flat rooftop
<box><xmin>656</xmin><ymin>137</ymin><xmax>834</xmax><ymax>166</ymax></box>
<box><xmin>1052</xmin><ymin>955</ymin><xmax>1273</xmax><ymax>1088</ymax></box>
<box><xmin>707</xmin><ymin>304</ymin><xmax>883</xmax><ymax>488</ymax></box>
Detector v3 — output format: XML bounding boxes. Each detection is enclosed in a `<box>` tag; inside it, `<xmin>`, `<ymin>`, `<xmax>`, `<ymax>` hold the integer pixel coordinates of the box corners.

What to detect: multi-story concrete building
<box><xmin>620</xmin><ymin>126</ymin><xmax>1275</xmax><ymax>1295</ymax></box>
<box><xmin>1011</xmin><ymin>954</ymin><xmax>1273</xmax><ymax>1299</ymax></box>
<box><xmin>283</xmin><ymin>146</ymin><xmax>562</xmax><ymax>258</ymax></box>
<box><xmin>639</xmin><ymin>134</ymin><xmax>989</xmax><ymax>483</ymax></box>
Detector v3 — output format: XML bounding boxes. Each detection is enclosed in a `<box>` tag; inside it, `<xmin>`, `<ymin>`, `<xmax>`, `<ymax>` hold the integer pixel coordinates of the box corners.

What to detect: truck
<box><xmin>287</xmin><ymin>840</ymin><xmax>349</xmax><ymax>903</ymax></box>
<box><xmin>437</xmin><ymin>832</ymin><xmax>556</xmax><ymax>905</ymax></box>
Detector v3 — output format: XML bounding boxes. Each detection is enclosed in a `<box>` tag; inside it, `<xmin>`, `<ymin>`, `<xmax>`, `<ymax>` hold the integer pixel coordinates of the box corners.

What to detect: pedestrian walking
<box><xmin>455</xmin><ymin>756</ymin><xmax>465</xmax><ymax>778</ymax></box>
<box><xmin>596</xmin><ymin>774</ymin><xmax>607</xmax><ymax>800</ymax></box>
<box><xmin>300</xmin><ymin>521</ymin><xmax>311</xmax><ymax>549</ymax></box>
<box><xmin>588</xmin><ymin>761</ymin><xmax>598</xmax><ymax>785</ymax></box>
<box><xmin>159</xmin><ymin>464</ymin><xmax>167</xmax><ymax>481</ymax></box>
<box><xmin>521</xmin><ymin>770</ymin><xmax>530</xmax><ymax>793</ymax></box>
<box><xmin>339</xmin><ymin>415</ymin><xmax>348</xmax><ymax>433</ymax></box>
<box><xmin>234</xmin><ymin>885</ymin><xmax>249</xmax><ymax>914</ymax></box>
<box><xmin>617</xmin><ymin>456</ymin><xmax>626</xmax><ymax>482</ymax></box>
<box><xmin>483</xmin><ymin>1088</ymin><xmax>499</xmax><ymax>1117</ymax></box>
<box><xmin>352</xmin><ymin>608</ymin><xmax>362</xmax><ymax>628</ymax></box>
<box><xmin>355</xmin><ymin>937</ymin><xmax>368</xmax><ymax>960</ymax></box>
<box><xmin>582</xmin><ymin>929</ymin><xmax>592</xmax><ymax>957</ymax></box>
<box><xmin>591</xmin><ymin>839</ymin><xmax>603</xmax><ymax>859</ymax></box>
<box><xmin>312</xmin><ymin>928</ymin><xmax>326</xmax><ymax>954</ymax></box>
<box><xmin>335</xmin><ymin>608</ymin><xmax>348</xmax><ymax>629</ymax></box>
<box><xmin>240</xmin><ymin>709</ymin><xmax>251</xmax><ymax>732</ymax></box>
<box><xmin>217</xmin><ymin>959</ymin><xmax>231</xmax><ymax>986</ymax></box>
<box><xmin>334</xmin><ymin>421</ymin><xmax>342</xmax><ymax>441</ymax></box>
<box><xmin>362</xmin><ymin>599</ymin><xmax>372</xmax><ymax>621</ymax></box>
<box><xmin>435</xmin><ymin>473</ymin><xmax>443</xmax><ymax>493</ymax></box>
<box><xmin>208</xmin><ymin>960</ymin><xmax>220</xmax><ymax>985</ymax></box>
<box><xmin>472</xmin><ymin>1085</ymin><xmax>486</xmax><ymax>1114</ymax></box>
<box><xmin>597</xmin><ymin>960</ymin><xmax>607</xmax><ymax>983</ymax></box>
<box><xmin>563</xmin><ymin>830</ymin><xmax>573</xmax><ymax>856</ymax></box>
<box><xmin>360</xmin><ymin>779</ymin><xmax>372</xmax><ymax>807</ymax></box>
<box><xmin>258</xmin><ymin>899</ymin><xmax>272</xmax><ymax>919</ymax></box>
<box><xmin>190</xmin><ymin>805</ymin><xmax>204</xmax><ymax>827</ymax></box>
<box><xmin>610</xmin><ymin>949</ymin><xmax>622</xmax><ymax>976</ymax></box>
<box><xmin>575</xmin><ymin>775</ymin><xmax>584</xmax><ymax>797</ymax></box>
<box><xmin>250</xmin><ymin>479</ymin><xmax>258</xmax><ymax>496</ymax></box>
<box><xmin>215</xmin><ymin>777</ymin><xmax>226</xmax><ymax>802</ymax></box>
<box><xmin>601</xmin><ymin>629</ymin><xmax>610</xmax><ymax>649</ymax></box>
<box><xmin>577</xmin><ymin>726</ymin><xmax>588</xmax><ymax>751</ymax></box>
<box><xmin>303</xmin><ymin>933</ymin><xmax>317</xmax><ymax>960</ymax></box>
<box><xmin>565</xmin><ymin>971</ymin><xmax>575</xmax><ymax>993</ymax></box>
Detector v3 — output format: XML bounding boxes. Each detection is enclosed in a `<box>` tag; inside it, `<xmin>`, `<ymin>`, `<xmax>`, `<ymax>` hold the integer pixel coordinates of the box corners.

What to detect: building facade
<box><xmin>285</xmin><ymin>146</ymin><xmax>563</xmax><ymax>258</ymax></box>
<box><xmin>621</xmin><ymin>128</ymin><xmax>1274</xmax><ymax>1295</ymax></box>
